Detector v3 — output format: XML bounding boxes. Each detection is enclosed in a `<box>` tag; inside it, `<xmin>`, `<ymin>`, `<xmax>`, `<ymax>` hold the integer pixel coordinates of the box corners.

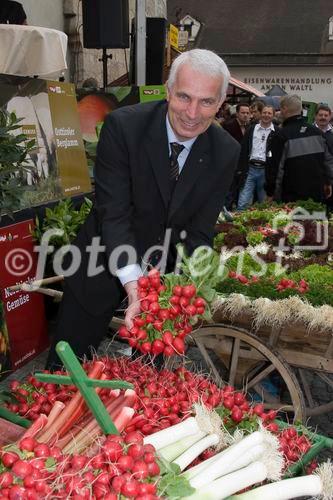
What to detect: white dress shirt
<box><xmin>250</xmin><ymin>123</ymin><xmax>275</xmax><ymax>163</ymax></box>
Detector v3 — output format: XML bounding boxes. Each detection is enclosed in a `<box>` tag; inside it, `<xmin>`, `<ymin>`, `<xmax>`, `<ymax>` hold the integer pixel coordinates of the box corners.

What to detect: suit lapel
<box><xmin>168</xmin><ymin>132</ymin><xmax>210</xmax><ymax>221</ymax></box>
<box><xmin>144</xmin><ymin>103</ymin><xmax>170</xmax><ymax>208</ymax></box>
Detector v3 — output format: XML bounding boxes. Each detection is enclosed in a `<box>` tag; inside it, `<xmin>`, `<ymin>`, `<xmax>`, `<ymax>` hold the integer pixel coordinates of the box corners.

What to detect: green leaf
<box><xmin>45</xmin><ymin>457</ymin><xmax>57</xmax><ymax>472</ymax></box>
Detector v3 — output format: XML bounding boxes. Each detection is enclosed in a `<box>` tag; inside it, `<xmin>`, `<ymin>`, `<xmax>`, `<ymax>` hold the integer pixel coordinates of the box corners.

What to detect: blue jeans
<box><xmin>237</xmin><ymin>166</ymin><xmax>266</xmax><ymax>211</ymax></box>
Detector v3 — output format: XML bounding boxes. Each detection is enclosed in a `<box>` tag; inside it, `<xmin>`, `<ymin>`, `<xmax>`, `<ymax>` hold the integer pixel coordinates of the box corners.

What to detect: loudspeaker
<box><xmin>146</xmin><ymin>18</ymin><xmax>167</xmax><ymax>85</ymax></box>
<box><xmin>82</xmin><ymin>0</ymin><xmax>129</xmax><ymax>49</ymax></box>
<box><xmin>129</xmin><ymin>18</ymin><xmax>167</xmax><ymax>85</ymax></box>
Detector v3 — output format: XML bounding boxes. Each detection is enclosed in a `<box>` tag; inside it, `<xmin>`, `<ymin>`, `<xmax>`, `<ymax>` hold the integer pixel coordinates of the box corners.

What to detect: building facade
<box><xmin>20</xmin><ymin>0</ymin><xmax>167</xmax><ymax>87</ymax></box>
<box><xmin>167</xmin><ymin>0</ymin><xmax>333</xmax><ymax>107</ymax></box>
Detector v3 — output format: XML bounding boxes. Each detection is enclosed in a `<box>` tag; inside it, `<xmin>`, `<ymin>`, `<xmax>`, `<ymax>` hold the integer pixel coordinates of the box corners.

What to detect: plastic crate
<box><xmin>277</xmin><ymin>420</ymin><xmax>333</xmax><ymax>477</ymax></box>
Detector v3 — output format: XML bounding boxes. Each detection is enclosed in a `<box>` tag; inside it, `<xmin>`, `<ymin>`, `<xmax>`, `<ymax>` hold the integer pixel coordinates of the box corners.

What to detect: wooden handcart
<box><xmin>191</xmin><ymin>296</ymin><xmax>333</xmax><ymax>424</ymax></box>
<box><xmin>9</xmin><ymin>277</ymin><xmax>333</xmax><ymax>424</ymax></box>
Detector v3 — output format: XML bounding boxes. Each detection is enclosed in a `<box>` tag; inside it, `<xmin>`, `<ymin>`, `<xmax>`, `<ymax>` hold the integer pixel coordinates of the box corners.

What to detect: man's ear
<box><xmin>166</xmin><ymin>83</ymin><xmax>170</xmax><ymax>102</ymax></box>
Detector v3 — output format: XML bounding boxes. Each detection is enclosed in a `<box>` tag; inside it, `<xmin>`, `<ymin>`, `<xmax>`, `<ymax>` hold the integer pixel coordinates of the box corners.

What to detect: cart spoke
<box><xmin>298</xmin><ymin>369</ymin><xmax>315</xmax><ymax>408</ymax></box>
<box><xmin>228</xmin><ymin>337</ymin><xmax>240</xmax><ymax>386</ymax></box>
<box><xmin>195</xmin><ymin>338</ymin><xmax>223</xmax><ymax>386</ymax></box>
<box><xmin>316</xmin><ymin>372</ymin><xmax>333</xmax><ymax>390</ymax></box>
<box><xmin>245</xmin><ymin>363</ymin><xmax>275</xmax><ymax>390</ymax></box>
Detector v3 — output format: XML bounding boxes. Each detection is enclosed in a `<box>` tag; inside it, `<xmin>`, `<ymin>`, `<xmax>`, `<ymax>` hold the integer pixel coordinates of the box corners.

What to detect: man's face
<box><xmin>250</xmin><ymin>106</ymin><xmax>261</xmax><ymax>122</ymax></box>
<box><xmin>236</xmin><ymin>106</ymin><xmax>250</xmax><ymax>126</ymax></box>
<box><xmin>167</xmin><ymin>64</ymin><xmax>224</xmax><ymax>141</ymax></box>
<box><xmin>260</xmin><ymin>106</ymin><xmax>274</xmax><ymax>126</ymax></box>
<box><xmin>315</xmin><ymin>109</ymin><xmax>332</xmax><ymax>130</ymax></box>
<box><xmin>279</xmin><ymin>105</ymin><xmax>288</xmax><ymax>122</ymax></box>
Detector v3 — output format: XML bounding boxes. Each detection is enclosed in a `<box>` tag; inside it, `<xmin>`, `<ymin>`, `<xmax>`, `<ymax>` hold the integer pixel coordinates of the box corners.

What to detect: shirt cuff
<box><xmin>116</xmin><ymin>264</ymin><xmax>143</xmax><ymax>286</ymax></box>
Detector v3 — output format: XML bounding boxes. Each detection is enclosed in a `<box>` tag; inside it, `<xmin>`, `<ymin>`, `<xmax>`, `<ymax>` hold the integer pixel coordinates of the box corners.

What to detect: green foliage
<box><xmin>215</xmin><ymin>262</ymin><xmax>333</xmax><ymax>307</ymax></box>
<box><xmin>289</xmin><ymin>199</ymin><xmax>327</xmax><ymax>214</ymax></box>
<box><xmin>233</xmin><ymin>209</ymin><xmax>273</xmax><ymax>225</ymax></box>
<box><xmin>157</xmin><ymin>458</ymin><xmax>195</xmax><ymax>499</ymax></box>
<box><xmin>213</xmin><ymin>231</ymin><xmax>225</xmax><ymax>250</ymax></box>
<box><xmin>33</xmin><ymin>197</ymin><xmax>92</xmax><ymax>249</ymax></box>
<box><xmin>0</xmin><ymin>109</ymin><xmax>36</xmax><ymax>217</ymax></box>
<box><xmin>233</xmin><ymin>221</ymin><xmax>247</xmax><ymax>233</ymax></box>
<box><xmin>289</xmin><ymin>264</ymin><xmax>333</xmax><ymax>287</ymax></box>
<box><xmin>224</xmin><ymin>253</ymin><xmax>285</xmax><ymax>279</ymax></box>
<box><xmin>246</xmin><ymin>230</ymin><xmax>264</xmax><ymax>246</ymax></box>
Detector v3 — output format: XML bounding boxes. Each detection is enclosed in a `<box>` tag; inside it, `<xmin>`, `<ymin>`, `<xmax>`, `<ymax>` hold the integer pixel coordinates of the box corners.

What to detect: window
<box><xmin>329</xmin><ymin>16</ymin><xmax>333</xmax><ymax>41</ymax></box>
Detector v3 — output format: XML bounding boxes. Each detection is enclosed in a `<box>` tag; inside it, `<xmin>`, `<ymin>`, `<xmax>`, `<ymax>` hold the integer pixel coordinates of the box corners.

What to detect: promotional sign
<box><xmin>169</xmin><ymin>24</ymin><xmax>179</xmax><ymax>50</ymax></box>
<box><xmin>0</xmin><ymin>75</ymin><xmax>91</xmax><ymax>211</ymax></box>
<box><xmin>76</xmin><ymin>86</ymin><xmax>166</xmax><ymax>172</ymax></box>
<box><xmin>139</xmin><ymin>85</ymin><xmax>167</xmax><ymax>103</ymax></box>
<box><xmin>0</xmin><ymin>219</ymin><xmax>48</xmax><ymax>377</ymax></box>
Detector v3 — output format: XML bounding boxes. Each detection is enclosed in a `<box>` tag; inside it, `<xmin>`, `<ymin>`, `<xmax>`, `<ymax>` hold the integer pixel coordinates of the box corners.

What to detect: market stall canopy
<box><xmin>229</xmin><ymin>76</ymin><xmax>265</xmax><ymax>97</ymax></box>
<box><xmin>0</xmin><ymin>24</ymin><xmax>68</xmax><ymax>78</ymax></box>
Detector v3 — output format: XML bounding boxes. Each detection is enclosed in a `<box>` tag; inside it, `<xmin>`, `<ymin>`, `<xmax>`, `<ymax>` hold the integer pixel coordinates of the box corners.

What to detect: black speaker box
<box><xmin>129</xmin><ymin>18</ymin><xmax>167</xmax><ymax>85</ymax></box>
<box><xmin>146</xmin><ymin>18</ymin><xmax>167</xmax><ymax>85</ymax></box>
<box><xmin>82</xmin><ymin>0</ymin><xmax>129</xmax><ymax>49</ymax></box>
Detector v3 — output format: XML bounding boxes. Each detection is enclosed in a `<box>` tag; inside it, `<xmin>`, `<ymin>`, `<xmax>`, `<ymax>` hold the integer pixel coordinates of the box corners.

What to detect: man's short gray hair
<box><xmin>280</xmin><ymin>94</ymin><xmax>302</xmax><ymax>115</ymax></box>
<box><xmin>167</xmin><ymin>49</ymin><xmax>230</xmax><ymax>99</ymax></box>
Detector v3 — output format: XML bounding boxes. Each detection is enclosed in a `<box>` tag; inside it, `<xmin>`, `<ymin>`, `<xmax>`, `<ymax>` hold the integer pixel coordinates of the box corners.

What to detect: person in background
<box><xmin>266</xmin><ymin>95</ymin><xmax>333</xmax><ymax>203</ymax></box>
<box><xmin>237</xmin><ymin>105</ymin><xmax>275</xmax><ymax>210</ymax></box>
<box><xmin>0</xmin><ymin>0</ymin><xmax>27</xmax><ymax>24</ymax></box>
<box><xmin>223</xmin><ymin>102</ymin><xmax>250</xmax><ymax>143</ymax></box>
<box><xmin>314</xmin><ymin>103</ymin><xmax>333</xmax><ymax>155</ymax></box>
<box><xmin>216</xmin><ymin>101</ymin><xmax>231</xmax><ymax>126</ymax></box>
<box><xmin>249</xmin><ymin>100</ymin><xmax>264</xmax><ymax>124</ymax></box>
<box><xmin>45</xmin><ymin>49</ymin><xmax>240</xmax><ymax>369</ymax></box>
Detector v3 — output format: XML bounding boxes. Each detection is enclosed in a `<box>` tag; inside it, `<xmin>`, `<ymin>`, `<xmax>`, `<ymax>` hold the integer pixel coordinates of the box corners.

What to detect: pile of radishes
<box><xmin>6</xmin><ymin>376</ymin><xmax>74</xmax><ymax>421</ymax></box>
<box><xmin>277</xmin><ymin>426</ymin><xmax>312</xmax><ymax>466</ymax></box>
<box><xmin>276</xmin><ymin>278</ymin><xmax>309</xmax><ymax>294</ymax></box>
<box><xmin>0</xmin><ymin>432</ymin><xmax>161</xmax><ymax>499</ymax></box>
<box><xmin>118</xmin><ymin>269</ymin><xmax>207</xmax><ymax>356</ymax></box>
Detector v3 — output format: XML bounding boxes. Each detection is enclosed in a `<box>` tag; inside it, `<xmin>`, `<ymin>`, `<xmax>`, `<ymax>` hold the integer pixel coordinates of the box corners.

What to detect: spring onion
<box><xmin>173</xmin><ymin>433</ymin><xmax>220</xmax><ymax>471</ymax></box>
<box><xmin>158</xmin><ymin>430</ymin><xmax>206</xmax><ymax>462</ymax></box>
<box><xmin>189</xmin><ymin>428</ymin><xmax>282</xmax><ymax>489</ymax></box>
<box><xmin>144</xmin><ymin>404</ymin><xmax>224</xmax><ymax>451</ymax></box>
<box><xmin>184</xmin><ymin>461</ymin><xmax>268</xmax><ymax>500</ymax></box>
<box><xmin>230</xmin><ymin>460</ymin><xmax>333</xmax><ymax>500</ymax></box>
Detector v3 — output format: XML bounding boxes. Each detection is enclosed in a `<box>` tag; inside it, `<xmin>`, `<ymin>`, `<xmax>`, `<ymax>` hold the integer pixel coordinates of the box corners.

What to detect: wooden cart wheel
<box><xmin>297</xmin><ymin>368</ymin><xmax>333</xmax><ymax>417</ymax></box>
<box><xmin>191</xmin><ymin>323</ymin><xmax>306</xmax><ymax>423</ymax></box>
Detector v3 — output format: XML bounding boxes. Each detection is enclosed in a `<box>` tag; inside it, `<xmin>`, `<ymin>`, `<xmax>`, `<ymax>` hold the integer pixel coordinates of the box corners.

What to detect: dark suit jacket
<box><xmin>223</xmin><ymin>118</ymin><xmax>246</xmax><ymax>144</ymax></box>
<box><xmin>67</xmin><ymin>100</ymin><xmax>240</xmax><ymax>315</ymax></box>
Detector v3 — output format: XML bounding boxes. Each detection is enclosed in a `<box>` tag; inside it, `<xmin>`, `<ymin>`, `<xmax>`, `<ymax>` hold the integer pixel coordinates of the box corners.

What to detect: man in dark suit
<box><xmin>223</xmin><ymin>103</ymin><xmax>250</xmax><ymax>144</ymax></box>
<box><xmin>46</xmin><ymin>49</ymin><xmax>240</xmax><ymax>368</ymax></box>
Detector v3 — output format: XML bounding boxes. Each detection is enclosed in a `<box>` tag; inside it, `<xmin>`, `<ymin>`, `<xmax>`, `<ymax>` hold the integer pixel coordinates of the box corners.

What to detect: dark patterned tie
<box><xmin>170</xmin><ymin>142</ymin><xmax>185</xmax><ymax>181</ymax></box>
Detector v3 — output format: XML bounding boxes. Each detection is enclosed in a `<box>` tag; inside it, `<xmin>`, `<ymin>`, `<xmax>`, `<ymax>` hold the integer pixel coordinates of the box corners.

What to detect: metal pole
<box><xmin>102</xmin><ymin>48</ymin><xmax>108</xmax><ymax>90</ymax></box>
<box><xmin>135</xmin><ymin>0</ymin><xmax>146</xmax><ymax>85</ymax></box>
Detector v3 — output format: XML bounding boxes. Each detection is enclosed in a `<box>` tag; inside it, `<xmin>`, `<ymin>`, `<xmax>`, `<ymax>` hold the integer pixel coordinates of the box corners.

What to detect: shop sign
<box><xmin>169</xmin><ymin>24</ymin><xmax>179</xmax><ymax>50</ymax></box>
<box><xmin>0</xmin><ymin>219</ymin><xmax>48</xmax><ymax>376</ymax></box>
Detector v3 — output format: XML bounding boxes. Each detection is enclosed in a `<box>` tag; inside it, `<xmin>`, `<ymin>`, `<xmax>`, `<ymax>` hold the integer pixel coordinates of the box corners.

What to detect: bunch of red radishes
<box><xmin>257</xmin><ymin>224</ymin><xmax>278</xmax><ymax>237</ymax></box>
<box><xmin>118</xmin><ymin>270</ymin><xmax>207</xmax><ymax>356</ymax></box>
<box><xmin>277</xmin><ymin>426</ymin><xmax>312</xmax><ymax>466</ymax></box>
<box><xmin>0</xmin><ymin>432</ymin><xmax>161</xmax><ymax>499</ymax></box>
<box><xmin>228</xmin><ymin>271</ymin><xmax>259</xmax><ymax>286</ymax></box>
<box><xmin>6</xmin><ymin>376</ymin><xmax>74</xmax><ymax>421</ymax></box>
<box><xmin>276</xmin><ymin>278</ymin><xmax>309</xmax><ymax>294</ymax></box>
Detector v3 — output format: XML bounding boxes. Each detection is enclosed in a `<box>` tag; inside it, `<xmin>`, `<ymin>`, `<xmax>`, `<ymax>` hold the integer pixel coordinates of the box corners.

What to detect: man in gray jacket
<box><xmin>266</xmin><ymin>95</ymin><xmax>333</xmax><ymax>202</ymax></box>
